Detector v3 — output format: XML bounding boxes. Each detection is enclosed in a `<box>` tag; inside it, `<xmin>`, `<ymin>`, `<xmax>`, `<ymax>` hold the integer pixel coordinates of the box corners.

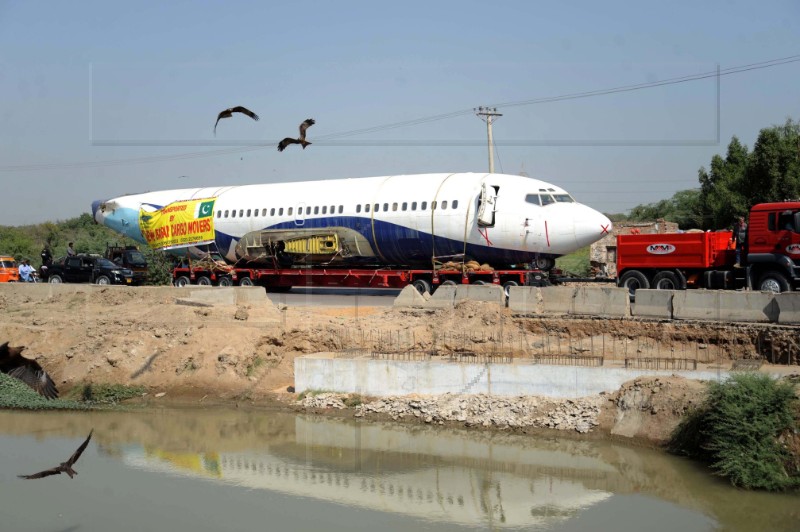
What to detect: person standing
<box><xmin>733</xmin><ymin>216</ymin><xmax>747</xmax><ymax>267</ymax></box>
<box><xmin>40</xmin><ymin>246</ymin><xmax>52</xmax><ymax>267</ymax></box>
<box><xmin>67</xmin><ymin>242</ymin><xmax>76</xmax><ymax>257</ymax></box>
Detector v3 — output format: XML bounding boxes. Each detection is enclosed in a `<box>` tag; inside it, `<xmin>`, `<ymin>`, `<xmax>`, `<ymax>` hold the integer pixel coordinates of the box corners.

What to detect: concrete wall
<box><xmin>671</xmin><ymin>290</ymin><xmax>779</xmax><ymax>323</ymax></box>
<box><xmin>393</xmin><ymin>284</ymin><xmax>505</xmax><ymax>309</ymax></box>
<box><xmin>295</xmin><ymin>355</ymin><xmax>730</xmax><ymax>399</ymax></box>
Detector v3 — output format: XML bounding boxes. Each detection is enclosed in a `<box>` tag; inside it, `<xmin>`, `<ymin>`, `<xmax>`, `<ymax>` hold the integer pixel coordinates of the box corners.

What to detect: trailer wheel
<box><xmin>196</xmin><ymin>276</ymin><xmax>212</xmax><ymax>286</ymax></box>
<box><xmin>238</xmin><ymin>277</ymin><xmax>254</xmax><ymax>287</ymax></box>
<box><xmin>535</xmin><ymin>257</ymin><xmax>555</xmax><ymax>271</ymax></box>
<box><xmin>472</xmin><ymin>280</ymin><xmax>488</xmax><ymax>286</ymax></box>
<box><xmin>217</xmin><ymin>276</ymin><xmax>233</xmax><ymax>287</ymax></box>
<box><xmin>758</xmin><ymin>270</ymin><xmax>790</xmax><ymax>293</ymax></box>
<box><xmin>411</xmin><ymin>279</ymin><xmax>431</xmax><ymax>295</ymax></box>
<box><xmin>652</xmin><ymin>271</ymin><xmax>681</xmax><ymax>290</ymax></box>
<box><xmin>619</xmin><ymin>270</ymin><xmax>649</xmax><ymax>299</ymax></box>
<box><xmin>174</xmin><ymin>275</ymin><xmax>190</xmax><ymax>287</ymax></box>
<box><xmin>440</xmin><ymin>280</ymin><xmax>457</xmax><ymax>286</ymax></box>
<box><xmin>502</xmin><ymin>280</ymin><xmax>519</xmax><ymax>298</ymax></box>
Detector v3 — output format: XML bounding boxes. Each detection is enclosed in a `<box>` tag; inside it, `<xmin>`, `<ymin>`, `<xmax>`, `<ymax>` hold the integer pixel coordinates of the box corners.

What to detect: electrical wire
<box><xmin>0</xmin><ymin>54</ymin><xmax>797</xmax><ymax>172</ymax></box>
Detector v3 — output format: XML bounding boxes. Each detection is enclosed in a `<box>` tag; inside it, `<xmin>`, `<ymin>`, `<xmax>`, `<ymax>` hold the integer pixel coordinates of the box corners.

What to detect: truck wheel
<box><xmin>95</xmin><ymin>275</ymin><xmax>111</xmax><ymax>285</ymax></box>
<box><xmin>174</xmin><ymin>276</ymin><xmax>190</xmax><ymax>287</ymax></box>
<box><xmin>48</xmin><ymin>274</ymin><xmax>63</xmax><ymax>284</ymax></box>
<box><xmin>440</xmin><ymin>280</ymin><xmax>457</xmax><ymax>286</ymax></box>
<box><xmin>197</xmin><ymin>276</ymin><xmax>212</xmax><ymax>286</ymax></box>
<box><xmin>238</xmin><ymin>277</ymin><xmax>254</xmax><ymax>287</ymax></box>
<box><xmin>619</xmin><ymin>270</ymin><xmax>649</xmax><ymax>299</ymax></box>
<box><xmin>535</xmin><ymin>257</ymin><xmax>555</xmax><ymax>271</ymax></box>
<box><xmin>472</xmin><ymin>280</ymin><xmax>488</xmax><ymax>286</ymax></box>
<box><xmin>758</xmin><ymin>270</ymin><xmax>790</xmax><ymax>293</ymax></box>
<box><xmin>217</xmin><ymin>276</ymin><xmax>233</xmax><ymax>287</ymax></box>
<box><xmin>411</xmin><ymin>279</ymin><xmax>431</xmax><ymax>295</ymax></box>
<box><xmin>652</xmin><ymin>271</ymin><xmax>680</xmax><ymax>290</ymax></box>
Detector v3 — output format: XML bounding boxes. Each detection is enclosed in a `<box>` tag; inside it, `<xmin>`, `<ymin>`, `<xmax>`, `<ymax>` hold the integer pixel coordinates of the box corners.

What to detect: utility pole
<box><xmin>474</xmin><ymin>106</ymin><xmax>502</xmax><ymax>173</ymax></box>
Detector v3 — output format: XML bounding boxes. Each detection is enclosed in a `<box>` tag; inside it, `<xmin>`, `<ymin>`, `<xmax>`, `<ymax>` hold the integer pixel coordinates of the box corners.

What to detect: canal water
<box><xmin>0</xmin><ymin>407</ymin><xmax>797</xmax><ymax>531</ymax></box>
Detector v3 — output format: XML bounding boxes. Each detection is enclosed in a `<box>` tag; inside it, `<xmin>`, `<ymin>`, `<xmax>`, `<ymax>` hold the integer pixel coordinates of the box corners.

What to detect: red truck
<box><xmin>617</xmin><ymin>201</ymin><xmax>800</xmax><ymax>295</ymax></box>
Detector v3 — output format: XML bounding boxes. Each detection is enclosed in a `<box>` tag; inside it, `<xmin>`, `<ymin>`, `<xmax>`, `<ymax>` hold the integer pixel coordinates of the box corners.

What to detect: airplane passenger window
<box><xmin>232</xmin><ymin>210</ymin><xmax>236</xmax><ymax>218</ymax></box>
<box><xmin>441</xmin><ymin>201</ymin><xmax>448</xmax><ymax>209</ymax></box>
<box><xmin>374</xmin><ymin>203</ymin><xmax>379</xmax><ymax>212</ymax></box>
<box><xmin>224</xmin><ymin>210</ymin><xmax>229</xmax><ymax>217</ymax></box>
<box><xmin>540</xmin><ymin>195</ymin><xmax>555</xmax><ymax>206</ymax></box>
<box><xmin>330</xmin><ymin>205</ymin><xmax>335</xmax><ymax>214</ymax></box>
<box><xmin>411</xmin><ymin>202</ymin><xmax>417</xmax><ymax>210</ymax></box>
<box><xmin>279</xmin><ymin>208</ymin><xmax>284</xmax><ymax>215</ymax></box>
<box><xmin>392</xmin><ymin>203</ymin><xmax>398</xmax><ymax>211</ymax></box>
<box><xmin>554</xmin><ymin>195</ymin><xmax>574</xmax><ymax>203</ymax></box>
<box><xmin>338</xmin><ymin>205</ymin><xmax>343</xmax><ymax>214</ymax></box>
<box><xmin>270</xmin><ymin>208</ymin><xmax>275</xmax><ymax>216</ymax></box>
<box><xmin>402</xmin><ymin>202</ymin><xmax>407</xmax><ymax>211</ymax></box>
<box><xmin>247</xmin><ymin>209</ymin><xmax>251</xmax><ymax>217</ymax></box>
<box><xmin>262</xmin><ymin>209</ymin><xmax>267</xmax><ymax>216</ymax></box>
<box><xmin>365</xmin><ymin>204</ymin><xmax>370</xmax><ymax>213</ymax></box>
<box><xmin>314</xmin><ymin>206</ymin><xmax>319</xmax><ymax>215</ymax></box>
<box><xmin>452</xmin><ymin>200</ymin><xmax>458</xmax><ymax>209</ymax></box>
<box><xmin>239</xmin><ymin>209</ymin><xmax>244</xmax><ymax>217</ymax></box>
<box><xmin>216</xmin><ymin>210</ymin><xmax>221</xmax><ymax>218</ymax></box>
<box><xmin>421</xmin><ymin>201</ymin><xmax>427</xmax><ymax>210</ymax></box>
<box><xmin>432</xmin><ymin>201</ymin><xmax>437</xmax><ymax>210</ymax></box>
<box><xmin>383</xmin><ymin>203</ymin><xmax>389</xmax><ymax>212</ymax></box>
<box><xmin>323</xmin><ymin>206</ymin><xmax>328</xmax><ymax>214</ymax></box>
<box><xmin>525</xmin><ymin>194</ymin><xmax>540</xmax><ymax>205</ymax></box>
<box><xmin>287</xmin><ymin>207</ymin><xmax>292</xmax><ymax>215</ymax></box>
<box><xmin>306</xmin><ymin>206</ymin><xmax>312</xmax><ymax>215</ymax></box>
<box><xmin>356</xmin><ymin>205</ymin><xmax>361</xmax><ymax>213</ymax></box>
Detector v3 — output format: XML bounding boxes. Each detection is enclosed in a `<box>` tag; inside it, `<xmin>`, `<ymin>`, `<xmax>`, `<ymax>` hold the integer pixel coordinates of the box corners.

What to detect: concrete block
<box><xmin>426</xmin><ymin>285</ymin><xmax>457</xmax><ymax>308</ymax></box>
<box><xmin>540</xmin><ymin>286</ymin><xmax>576</xmax><ymax>315</ymax></box>
<box><xmin>571</xmin><ymin>286</ymin><xmax>630</xmax><ymax>318</ymax></box>
<box><xmin>776</xmin><ymin>293</ymin><xmax>800</xmax><ymax>324</ymax></box>
<box><xmin>632</xmin><ymin>290</ymin><xmax>674</xmax><ymax>319</ymax></box>
<box><xmin>673</xmin><ymin>290</ymin><xmax>778</xmax><ymax>322</ymax></box>
<box><xmin>393</xmin><ymin>285</ymin><xmax>428</xmax><ymax>308</ymax></box>
<box><xmin>507</xmin><ymin>286</ymin><xmax>543</xmax><ymax>314</ymax></box>
<box><xmin>453</xmin><ymin>285</ymin><xmax>505</xmax><ymax>306</ymax></box>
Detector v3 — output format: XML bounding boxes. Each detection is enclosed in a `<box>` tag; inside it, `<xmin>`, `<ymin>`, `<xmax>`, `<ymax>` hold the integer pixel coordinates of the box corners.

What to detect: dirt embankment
<box><xmin>0</xmin><ymin>284</ymin><xmax>796</xmax><ymax>445</ymax></box>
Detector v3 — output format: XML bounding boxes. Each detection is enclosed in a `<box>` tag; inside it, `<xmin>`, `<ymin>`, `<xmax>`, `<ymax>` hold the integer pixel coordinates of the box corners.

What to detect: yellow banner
<box><xmin>139</xmin><ymin>198</ymin><xmax>216</xmax><ymax>250</ymax></box>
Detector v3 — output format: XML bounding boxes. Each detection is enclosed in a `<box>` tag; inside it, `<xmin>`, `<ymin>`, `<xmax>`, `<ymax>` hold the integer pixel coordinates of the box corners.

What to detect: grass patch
<box><xmin>245</xmin><ymin>355</ymin><xmax>265</xmax><ymax>377</ymax></box>
<box><xmin>669</xmin><ymin>373</ymin><xmax>800</xmax><ymax>491</ymax></box>
<box><xmin>0</xmin><ymin>373</ymin><xmax>88</xmax><ymax>411</ymax></box>
<box><xmin>67</xmin><ymin>383</ymin><xmax>147</xmax><ymax>405</ymax></box>
<box><xmin>555</xmin><ymin>246</ymin><xmax>590</xmax><ymax>277</ymax></box>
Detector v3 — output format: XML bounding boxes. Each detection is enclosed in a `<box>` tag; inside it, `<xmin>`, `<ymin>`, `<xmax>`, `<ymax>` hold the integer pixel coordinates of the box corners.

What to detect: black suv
<box><xmin>44</xmin><ymin>254</ymin><xmax>134</xmax><ymax>285</ymax></box>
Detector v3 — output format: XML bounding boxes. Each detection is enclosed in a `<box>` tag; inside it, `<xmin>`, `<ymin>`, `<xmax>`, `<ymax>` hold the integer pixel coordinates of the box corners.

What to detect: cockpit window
<box><xmin>524</xmin><ymin>194</ymin><xmax>540</xmax><ymax>205</ymax></box>
<box><xmin>553</xmin><ymin>194</ymin><xmax>574</xmax><ymax>203</ymax></box>
<box><xmin>540</xmin><ymin>194</ymin><xmax>555</xmax><ymax>206</ymax></box>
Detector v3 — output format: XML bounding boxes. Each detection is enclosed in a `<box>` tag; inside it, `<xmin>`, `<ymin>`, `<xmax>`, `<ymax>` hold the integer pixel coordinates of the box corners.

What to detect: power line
<box><xmin>1</xmin><ymin>54</ymin><xmax>797</xmax><ymax>172</ymax></box>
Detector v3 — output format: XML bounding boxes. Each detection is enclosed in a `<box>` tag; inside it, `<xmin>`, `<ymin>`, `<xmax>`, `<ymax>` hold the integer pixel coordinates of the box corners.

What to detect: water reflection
<box><xmin>1</xmin><ymin>408</ymin><xmax>798</xmax><ymax>531</ymax></box>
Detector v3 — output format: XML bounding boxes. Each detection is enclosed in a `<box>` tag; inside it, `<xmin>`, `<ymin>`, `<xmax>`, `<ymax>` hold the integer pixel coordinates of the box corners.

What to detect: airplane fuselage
<box><xmin>92</xmin><ymin>172</ymin><xmax>612</xmax><ymax>269</ymax></box>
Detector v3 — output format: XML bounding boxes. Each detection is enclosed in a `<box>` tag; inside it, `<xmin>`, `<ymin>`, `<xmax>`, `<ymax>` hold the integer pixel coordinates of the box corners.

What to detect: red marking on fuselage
<box><xmin>545</xmin><ymin>220</ymin><xmax>550</xmax><ymax>247</ymax></box>
<box><xmin>479</xmin><ymin>227</ymin><xmax>493</xmax><ymax>246</ymax></box>
<box><xmin>600</xmin><ymin>224</ymin><xmax>610</xmax><ymax>235</ymax></box>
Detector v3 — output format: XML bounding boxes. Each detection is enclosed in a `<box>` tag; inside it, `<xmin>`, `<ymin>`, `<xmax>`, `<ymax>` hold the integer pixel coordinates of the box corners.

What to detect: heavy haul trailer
<box><xmin>616</xmin><ymin>201</ymin><xmax>800</xmax><ymax>296</ymax></box>
<box><xmin>171</xmin><ymin>263</ymin><xmax>546</xmax><ymax>295</ymax></box>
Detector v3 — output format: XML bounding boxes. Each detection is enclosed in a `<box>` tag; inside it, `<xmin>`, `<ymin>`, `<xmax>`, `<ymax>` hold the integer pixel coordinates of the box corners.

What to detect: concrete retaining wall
<box><xmin>776</xmin><ymin>293</ymin><xmax>800</xmax><ymax>324</ymax></box>
<box><xmin>632</xmin><ymin>290</ymin><xmax>674</xmax><ymax>319</ymax></box>
<box><xmin>295</xmin><ymin>354</ymin><xmax>729</xmax><ymax>399</ymax></box>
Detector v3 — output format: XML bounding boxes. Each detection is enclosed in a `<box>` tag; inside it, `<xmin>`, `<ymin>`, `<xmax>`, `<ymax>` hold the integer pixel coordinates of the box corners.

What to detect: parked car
<box><xmin>0</xmin><ymin>255</ymin><xmax>20</xmax><ymax>282</ymax></box>
<box><xmin>44</xmin><ymin>254</ymin><xmax>134</xmax><ymax>285</ymax></box>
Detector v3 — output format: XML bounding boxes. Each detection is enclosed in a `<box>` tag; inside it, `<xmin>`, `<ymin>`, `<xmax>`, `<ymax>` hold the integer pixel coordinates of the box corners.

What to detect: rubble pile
<box><xmin>299</xmin><ymin>393</ymin><xmax>603</xmax><ymax>433</ymax></box>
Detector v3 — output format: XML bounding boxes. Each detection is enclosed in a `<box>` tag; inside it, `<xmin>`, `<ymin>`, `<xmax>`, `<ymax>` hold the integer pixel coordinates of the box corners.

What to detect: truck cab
<box><xmin>106</xmin><ymin>245</ymin><xmax>148</xmax><ymax>285</ymax></box>
<box><xmin>746</xmin><ymin>202</ymin><xmax>800</xmax><ymax>291</ymax></box>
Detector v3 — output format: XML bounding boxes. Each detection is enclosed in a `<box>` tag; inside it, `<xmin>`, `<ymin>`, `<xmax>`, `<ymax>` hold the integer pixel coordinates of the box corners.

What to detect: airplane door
<box><xmin>295</xmin><ymin>203</ymin><xmax>305</xmax><ymax>227</ymax></box>
<box><xmin>477</xmin><ymin>184</ymin><xmax>497</xmax><ymax>227</ymax></box>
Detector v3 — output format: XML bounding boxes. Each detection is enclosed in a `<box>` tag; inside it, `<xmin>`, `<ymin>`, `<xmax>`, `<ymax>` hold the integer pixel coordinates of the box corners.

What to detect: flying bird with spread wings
<box><xmin>18</xmin><ymin>430</ymin><xmax>93</xmax><ymax>480</ymax></box>
<box><xmin>214</xmin><ymin>106</ymin><xmax>260</xmax><ymax>135</ymax></box>
<box><xmin>0</xmin><ymin>341</ymin><xmax>58</xmax><ymax>399</ymax></box>
<box><xmin>277</xmin><ymin>118</ymin><xmax>315</xmax><ymax>152</ymax></box>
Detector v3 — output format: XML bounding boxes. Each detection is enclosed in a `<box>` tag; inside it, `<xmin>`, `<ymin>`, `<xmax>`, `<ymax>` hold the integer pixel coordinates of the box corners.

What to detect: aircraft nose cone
<box><xmin>91</xmin><ymin>199</ymin><xmax>105</xmax><ymax>223</ymax></box>
<box><xmin>574</xmin><ymin>207</ymin><xmax>613</xmax><ymax>247</ymax></box>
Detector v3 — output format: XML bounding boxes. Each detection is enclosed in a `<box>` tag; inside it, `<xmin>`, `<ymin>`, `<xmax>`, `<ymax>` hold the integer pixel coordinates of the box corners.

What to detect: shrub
<box><xmin>670</xmin><ymin>373</ymin><xmax>799</xmax><ymax>491</ymax></box>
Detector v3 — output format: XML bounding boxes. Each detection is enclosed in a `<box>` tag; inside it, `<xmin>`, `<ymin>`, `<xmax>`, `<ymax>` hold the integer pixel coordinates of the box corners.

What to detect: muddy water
<box><xmin>0</xmin><ymin>408</ymin><xmax>797</xmax><ymax>531</ymax></box>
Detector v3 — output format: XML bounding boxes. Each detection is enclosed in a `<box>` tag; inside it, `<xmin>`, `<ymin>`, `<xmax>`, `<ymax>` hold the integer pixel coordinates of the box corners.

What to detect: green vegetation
<box><xmin>555</xmin><ymin>246</ymin><xmax>590</xmax><ymax>277</ymax></box>
<box><xmin>0</xmin><ymin>373</ymin><xmax>88</xmax><ymax>410</ymax></box>
<box><xmin>625</xmin><ymin>118</ymin><xmax>800</xmax><ymax>230</ymax></box>
<box><xmin>0</xmin><ymin>212</ymin><xmax>173</xmax><ymax>284</ymax></box>
<box><xmin>669</xmin><ymin>373</ymin><xmax>800</xmax><ymax>491</ymax></box>
<box><xmin>69</xmin><ymin>383</ymin><xmax>147</xmax><ymax>405</ymax></box>
<box><xmin>245</xmin><ymin>355</ymin><xmax>265</xmax><ymax>377</ymax></box>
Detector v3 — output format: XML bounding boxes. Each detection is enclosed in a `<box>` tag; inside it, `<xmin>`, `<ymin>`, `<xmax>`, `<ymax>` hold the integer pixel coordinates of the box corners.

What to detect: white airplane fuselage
<box><xmin>92</xmin><ymin>172</ymin><xmax>612</xmax><ymax>268</ymax></box>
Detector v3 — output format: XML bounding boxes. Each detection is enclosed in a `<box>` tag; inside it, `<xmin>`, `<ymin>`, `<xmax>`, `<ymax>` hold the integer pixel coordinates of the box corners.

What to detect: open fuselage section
<box><xmin>92</xmin><ymin>172</ymin><xmax>612</xmax><ymax>268</ymax></box>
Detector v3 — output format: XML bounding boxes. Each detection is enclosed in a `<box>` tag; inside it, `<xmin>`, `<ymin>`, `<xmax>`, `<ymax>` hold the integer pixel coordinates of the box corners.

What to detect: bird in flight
<box><xmin>277</xmin><ymin>118</ymin><xmax>315</xmax><ymax>152</ymax></box>
<box><xmin>214</xmin><ymin>106</ymin><xmax>260</xmax><ymax>135</ymax></box>
<box><xmin>18</xmin><ymin>430</ymin><xmax>93</xmax><ymax>480</ymax></box>
<box><xmin>0</xmin><ymin>342</ymin><xmax>58</xmax><ymax>399</ymax></box>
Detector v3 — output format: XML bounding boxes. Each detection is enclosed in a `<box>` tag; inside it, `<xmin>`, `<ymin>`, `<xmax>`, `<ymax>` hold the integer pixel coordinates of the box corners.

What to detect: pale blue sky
<box><xmin>0</xmin><ymin>0</ymin><xmax>797</xmax><ymax>225</ymax></box>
